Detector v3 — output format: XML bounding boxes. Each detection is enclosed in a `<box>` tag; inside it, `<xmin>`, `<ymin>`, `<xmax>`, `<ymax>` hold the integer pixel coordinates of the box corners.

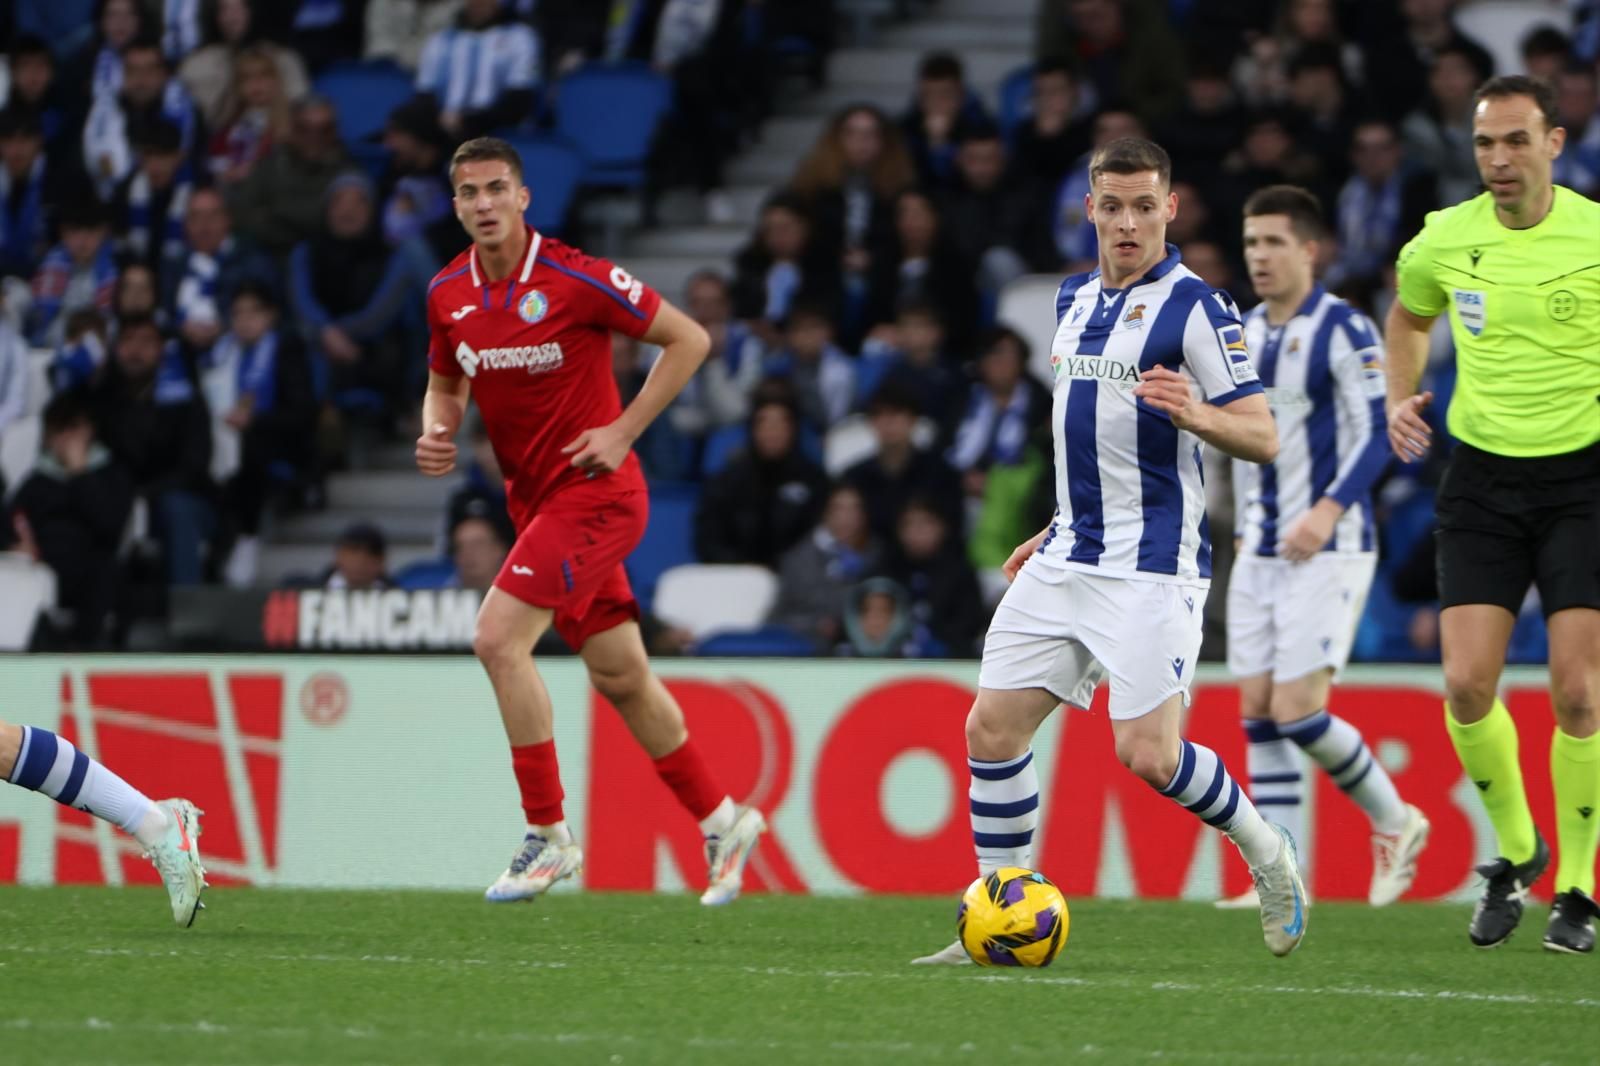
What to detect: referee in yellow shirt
<box><xmin>1386</xmin><ymin>75</ymin><xmax>1600</xmax><ymax>954</ymax></box>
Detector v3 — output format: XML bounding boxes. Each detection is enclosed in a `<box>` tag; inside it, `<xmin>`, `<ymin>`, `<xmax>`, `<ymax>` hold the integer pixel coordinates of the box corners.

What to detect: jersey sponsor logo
<box><xmin>1262</xmin><ymin>386</ymin><xmax>1312</xmax><ymax>412</ymax></box>
<box><xmin>1358</xmin><ymin>348</ymin><xmax>1386</xmax><ymax>399</ymax></box>
<box><xmin>1452</xmin><ymin>289</ymin><xmax>1485</xmax><ymax>336</ymax></box>
<box><xmin>1218</xmin><ymin>324</ymin><xmax>1257</xmax><ymax>385</ymax></box>
<box><xmin>1122</xmin><ymin>303</ymin><xmax>1146</xmax><ymax>329</ymax></box>
<box><xmin>450</xmin><ymin>305</ymin><xmax>477</xmax><ymax>320</ymax></box>
<box><xmin>518</xmin><ymin>289</ymin><xmax>550</xmax><ymax>324</ymax></box>
<box><xmin>1547</xmin><ymin>290</ymin><xmax>1577</xmax><ymax>322</ymax></box>
<box><xmin>454</xmin><ymin>340</ymin><xmax>565</xmax><ymax>378</ymax></box>
<box><xmin>609</xmin><ymin>266</ymin><xmax>644</xmax><ymax>306</ymax></box>
<box><xmin>511</xmin><ymin>565</ymin><xmax>534</xmax><ymax>576</ymax></box>
<box><xmin>1055</xmin><ymin>354</ymin><xmax>1139</xmax><ymax>386</ymax></box>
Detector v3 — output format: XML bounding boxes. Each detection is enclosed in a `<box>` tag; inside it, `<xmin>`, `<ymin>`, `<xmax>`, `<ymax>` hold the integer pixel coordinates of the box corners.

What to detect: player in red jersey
<box><xmin>416</xmin><ymin>138</ymin><xmax>765</xmax><ymax>905</ymax></box>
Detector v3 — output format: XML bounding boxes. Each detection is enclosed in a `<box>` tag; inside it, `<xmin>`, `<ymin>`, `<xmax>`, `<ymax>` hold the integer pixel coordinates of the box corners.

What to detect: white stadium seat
<box><xmin>0</xmin><ymin>552</ymin><xmax>56</xmax><ymax>650</ymax></box>
<box><xmin>824</xmin><ymin>413</ymin><xmax>942</xmax><ymax>477</ymax></box>
<box><xmin>653</xmin><ymin>563</ymin><xmax>779</xmax><ymax>641</ymax></box>
<box><xmin>996</xmin><ymin>274</ymin><xmax>1064</xmax><ymax>389</ymax></box>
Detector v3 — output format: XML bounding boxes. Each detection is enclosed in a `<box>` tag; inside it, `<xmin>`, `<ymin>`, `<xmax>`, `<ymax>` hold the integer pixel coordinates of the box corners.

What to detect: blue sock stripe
<box><xmin>1279</xmin><ymin>709</ymin><xmax>1332</xmax><ymax>745</ymax></box>
<box><xmin>1161</xmin><ymin>741</ymin><xmax>1197</xmax><ymax>797</ymax></box>
<box><xmin>1183</xmin><ymin>761</ymin><xmax>1227</xmax><ymax>815</ymax></box>
<box><xmin>56</xmin><ymin>749</ymin><xmax>91</xmax><ymax>807</ymax></box>
<box><xmin>1243</xmin><ymin>720</ymin><xmax>1281</xmax><ymax>742</ymax></box>
<box><xmin>970</xmin><ymin>795</ymin><xmax>1040</xmax><ymax>819</ymax></box>
<box><xmin>8</xmin><ymin>726</ymin><xmax>31</xmax><ymax>785</ymax></box>
<box><xmin>14</xmin><ymin>727</ymin><xmax>58</xmax><ymax>791</ymax></box>
<box><xmin>973</xmin><ymin>831</ymin><xmax>1034</xmax><ymax>849</ymax></box>
<box><xmin>1249</xmin><ymin>772</ymin><xmax>1302</xmax><ymax>785</ymax></box>
<box><xmin>1253</xmin><ymin>796</ymin><xmax>1302</xmax><ymax>806</ymax></box>
<box><xmin>1329</xmin><ymin>744</ymin><xmax>1366</xmax><ymax>778</ymax></box>
<box><xmin>1202</xmin><ymin>780</ymin><xmax>1242</xmax><ymax>827</ymax></box>
<box><xmin>1340</xmin><ymin>758</ymin><xmax>1374</xmax><ymax>792</ymax></box>
<box><xmin>969</xmin><ymin>751</ymin><xmax>1033</xmax><ymax>780</ymax></box>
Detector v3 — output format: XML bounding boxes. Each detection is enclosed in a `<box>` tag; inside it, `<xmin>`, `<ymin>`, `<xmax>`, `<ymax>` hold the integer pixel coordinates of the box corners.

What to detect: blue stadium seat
<box><xmin>997</xmin><ymin>64</ymin><xmax>1035</xmax><ymax>146</ymax></box>
<box><xmin>393</xmin><ymin>557</ymin><xmax>458</xmax><ymax>590</ymax></box>
<box><xmin>500</xmin><ymin>135</ymin><xmax>584</xmax><ymax>235</ymax></box>
<box><xmin>695</xmin><ymin>625</ymin><xmax>816</xmax><ymax>657</ymax></box>
<box><xmin>626</xmin><ymin>480</ymin><xmax>700</xmax><ymax>613</ymax></box>
<box><xmin>314</xmin><ymin>61</ymin><xmax>416</xmax><ymax>145</ymax></box>
<box><xmin>700</xmin><ymin>424</ymin><xmax>748</xmax><ymax>478</ymax></box>
<box><xmin>554</xmin><ymin>62</ymin><xmax>674</xmax><ymax>188</ymax></box>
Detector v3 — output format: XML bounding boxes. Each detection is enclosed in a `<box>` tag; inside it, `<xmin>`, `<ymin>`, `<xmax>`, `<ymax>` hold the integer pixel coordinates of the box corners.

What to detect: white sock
<box><xmin>133</xmin><ymin>803</ymin><xmax>170</xmax><ymax>848</ymax></box>
<box><xmin>969</xmin><ymin>749</ymin><xmax>1039</xmax><ymax>874</ymax></box>
<box><xmin>530</xmin><ymin>821</ymin><xmax>574</xmax><ymax>846</ymax></box>
<box><xmin>1279</xmin><ymin>709</ymin><xmax>1408</xmax><ymax>834</ymax></box>
<box><xmin>1159</xmin><ymin>739</ymin><xmax>1281</xmax><ymax>868</ymax></box>
<box><xmin>700</xmin><ymin>796</ymin><xmax>736</xmax><ymax>837</ymax></box>
<box><xmin>1244</xmin><ymin>718</ymin><xmax>1307</xmax><ymax>874</ymax></box>
<box><xmin>7</xmin><ymin>726</ymin><xmax>158</xmax><ymax>838</ymax></box>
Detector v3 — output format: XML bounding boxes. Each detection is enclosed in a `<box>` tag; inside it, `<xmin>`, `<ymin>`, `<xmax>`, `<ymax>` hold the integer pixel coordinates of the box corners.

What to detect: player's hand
<box><xmin>415</xmin><ymin>423</ymin><xmax>456</xmax><ymax>477</ymax></box>
<box><xmin>562</xmin><ymin>423</ymin><xmax>634</xmax><ymax>475</ymax></box>
<box><xmin>1387</xmin><ymin>391</ymin><xmax>1433</xmax><ymax>463</ymax></box>
<box><xmin>1133</xmin><ymin>367</ymin><xmax>1205</xmax><ymax>430</ymax></box>
<box><xmin>1002</xmin><ymin>529</ymin><xmax>1050</xmax><ymax>583</ymax></box>
<box><xmin>1278</xmin><ymin>499</ymin><xmax>1340</xmax><ymax>562</ymax></box>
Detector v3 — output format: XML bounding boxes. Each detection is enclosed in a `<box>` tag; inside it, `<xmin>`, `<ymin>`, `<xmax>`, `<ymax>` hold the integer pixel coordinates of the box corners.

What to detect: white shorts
<box><xmin>978</xmin><ymin>562</ymin><xmax>1208</xmax><ymax>720</ymax></box>
<box><xmin>1225</xmin><ymin>552</ymin><xmax>1377</xmax><ymax>682</ymax></box>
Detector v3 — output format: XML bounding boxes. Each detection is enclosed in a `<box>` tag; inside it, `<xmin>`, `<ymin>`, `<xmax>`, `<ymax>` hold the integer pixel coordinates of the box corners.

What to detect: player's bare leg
<box><xmin>1544</xmin><ymin>607</ymin><xmax>1600</xmax><ymax>954</ymax></box>
<box><xmin>473</xmin><ymin>588</ymin><xmax>584</xmax><ymax>902</ymax></box>
<box><xmin>579</xmin><ymin>621</ymin><xmax>765</xmax><ymax>905</ymax></box>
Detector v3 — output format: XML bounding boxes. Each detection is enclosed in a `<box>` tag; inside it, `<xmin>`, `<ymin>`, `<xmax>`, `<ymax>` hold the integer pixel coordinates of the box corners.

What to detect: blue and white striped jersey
<box><xmin>417</xmin><ymin>20</ymin><xmax>541</xmax><ymax>114</ymax></box>
<box><xmin>1038</xmin><ymin>245</ymin><xmax>1264</xmax><ymax>585</ymax></box>
<box><xmin>1233</xmin><ymin>285</ymin><xmax>1390</xmax><ymax>557</ymax></box>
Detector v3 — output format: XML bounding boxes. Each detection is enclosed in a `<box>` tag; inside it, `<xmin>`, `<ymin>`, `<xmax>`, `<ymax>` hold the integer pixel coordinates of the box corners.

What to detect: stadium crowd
<box><xmin>0</xmin><ymin>0</ymin><xmax>1596</xmax><ymax>656</ymax></box>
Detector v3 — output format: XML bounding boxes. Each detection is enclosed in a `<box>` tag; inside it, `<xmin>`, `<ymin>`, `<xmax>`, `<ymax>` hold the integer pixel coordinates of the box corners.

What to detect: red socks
<box><xmin>653</xmin><ymin>737</ymin><xmax>725</xmax><ymax>821</ymax></box>
<box><xmin>510</xmin><ymin>740</ymin><xmax>565</xmax><ymax>825</ymax></box>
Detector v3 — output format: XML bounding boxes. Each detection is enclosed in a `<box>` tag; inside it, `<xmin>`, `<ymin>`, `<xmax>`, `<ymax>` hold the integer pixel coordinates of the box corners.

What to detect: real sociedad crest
<box><xmin>518</xmin><ymin>289</ymin><xmax>550</xmax><ymax>324</ymax></box>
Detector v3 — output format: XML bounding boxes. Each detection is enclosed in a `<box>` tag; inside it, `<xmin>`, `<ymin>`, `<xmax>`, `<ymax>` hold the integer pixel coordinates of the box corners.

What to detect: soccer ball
<box><xmin>958</xmin><ymin>867</ymin><xmax>1070</xmax><ymax>967</ymax></box>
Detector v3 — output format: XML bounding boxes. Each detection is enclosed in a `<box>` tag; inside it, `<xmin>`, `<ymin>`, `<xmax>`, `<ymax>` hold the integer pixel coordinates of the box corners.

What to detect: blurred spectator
<box><xmin>1327</xmin><ymin>119</ymin><xmax>1433</xmax><ymax>296</ymax></box>
<box><xmin>646</xmin><ymin>0</ymin><xmax>755</xmax><ymax>213</ymax></box>
<box><xmin>946</xmin><ymin>328</ymin><xmax>1051</xmax><ymax>496</ymax></box>
<box><xmin>155</xmin><ymin>0</ymin><xmax>207</xmax><ymax>65</ymax></box>
<box><xmin>0</xmin><ymin>108</ymin><xmax>61</xmax><ymax>283</ymax></box>
<box><xmin>376</xmin><ymin>98</ymin><xmax>453</xmax><ymax>255</ymax></box>
<box><xmin>448</xmin><ymin>512</ymin><xmax>510</xmax><ymax>592</ymax></box>
<box><xmin>68</xmin><ymin>0</ymin><xmax>149</xmax><ymax>111</ymax></box>
<box><xmin>111</xmin><ymin>119</ymin><xmax>197</xmax><ymax>270</ymax></box>
<box><xmin>160</xmin><ymin>186</ymin><xmax>277</xmax><ymax>355</ymax></box>
<box><xmin>416</xmin><ymin>0</ymin><xmax>540</xmax><ymax>142</ymax></box>
<box><xmin>203</xmin><ymin>281</ymin><xmax>317</xmax><ymax>585</ymax></box>
<box><xmin>48</xmin><ymin>308</ymin><xmax>111</xmax><ymax>392</ymax></box>
<box><xmin>29</xmin><ymin>200</ymin><xmax>117</xmax><ymax>348</ymax></box>
<box><xmin>1052</xmin><ymin>109</ymin><xmax>1145</xmax><ymax>271</ymax></box>
<box><xmin>763</xmin><ymin>299</ymin><xmax>855</xmax><ymax>431</ymax></box>
<box><xmin>939</xmin><ymin>119</ymin><xmax>1048</xmax><ymax>294</ymax></box>
<box><xmin>288</xmin><ymin>170</ymin><xmax>415</xmax><ymax>426</ymax></box>
<box><xmin>1009</xmin><ymin>60</ymin><xmax>1093</xmax><ymax>193</ymax></box>
<box><xmin>1231</xmin><ymin>0</ymin><xmax>1364</xmax><ymax>110</ymax></box>
<box><xmin>1553</xmin><ymin>61</ymin><xmax>1600</xmax><ymax>197</ymax></box>
<box><xmin>1181</xmin><ymin>239</ymin><xmax>1234</xmax><ymax>291</ymax></box>
<box><xmin>693</xmin><ymin>391</ymin><xmax>828</xmax><ymax>567</ymax></box>
<box><xmin>2</xmin><ymin>36</ymin><xmax>68</xmax><ymax>149</ymax></box>
<box><xmin>1521</xmin><ymin>25</ymin><xmax>1574</xmax><ymax>84</ymax></box>
<box><xmin>365</xmin><ymin>0</ymin><xmax>464</xmax><ymax>72</ymax></box>
<box><xmin>842</xmin><ymin>379</ymin><xmax>963</xmax><ymax>544</ymax></box>
<box><xmin>770</xmin><ymin>482</ymin><xmax>884</xmax><ymax>653</ymax></box>
<box><xmin>667</xmin><ymin>270</ymin><xmax>764</xmax><ymax>438</ymax></box>
<box><xmin>180</xmin><ymin>0</ymin><xmax>311</xmax><ymax>129</ymax></box>
<box><xmin>282</xmin><ymin>0</ymin><xmax>369</xmax><ymax>75</ymax></box>
<box><xmin>442</xmin><ymin>410</ymin><xmax>508</xmax><ymax>549</ymax></box>
<box><xmin>82</xmin><ymin>38</ymin><xmax>202</xmax><ymax>200</ymax></box>
<box><xmin>228</xmin><ymin>95</ymin><xmax>351</xmax><ymax>261</ymax></box>
<box><xmin>731</xmin><ymin>192</ymin><xmax>834</xmax><ymax>346</ymax></box>
<box><xmin>1284</xmin><ymin>43</ymin><xmax>1358</xmax><ymax>190</ymax></box>
<box><xmin>1157</xmin><ymin>57</ymin><xmax>1249</xmax><ymax>195</ymax></box>
<box><xmin>865</xmin><ymin>189</ymin><xmax>979</xmax><ymax>356</ymax></box>
<box><xmin>855</xmin><ymin>299</ymin><xmax>961</xmax><ymax>433</ymax></box>
<box><xmin>112</xmin><ymin>262</ymin><xmax>162</xmax><ymax>321</ymax></box>
<box><xmin>6</xmin><ymin>390</ymin><xmax>133</xmax><ymax>646</ymax></box>
<box><xmin>205</xmin><ymin>43</ymin><xmax>296</xmax><ymax>186</ymax></box>
<box><xmin>1363</xmin><ymin>0</ymin><xmax>1494</xmax><ymax>123</ymax></box>
<box><xmin>1211</xmin><ymin>111</ymin><xmax>1326</xmax><ymax>249</ymax></box>
<box><xmin>318</xmin><ymin>521</ymin><xmax>392</xmax><ymax>590</ymax></box>
<box><xmin>842</xmin><ymin>576</ymin><xmax>912</xmax><ymax>658</ymax></box>
<box><xmin>1402</xmin><ymin>43</ymin><xmax>1489</xmax><ymax>209</ymax></box>
<box><xmin>89</xmin><ymin>314</ymin><xmax>216</xmax><ymax>585</ymax></box>
<box><xmin>1166</xmin><ymin>180</ymin><xmax>1216</xmax><ymax>247</ymax></box>
<box><xmin>899</xmin><ymin>52</ymin><xmax>988</xmax><ymax>189</ymax></box>
<box><xmin>1035</xmin><ymin>0</ymin><xmax>1186</xmax><ymax>125</ymax></box>
<box><xmin>0</xmin><ymin>316</ymin><xmax>28</xmax><ymax>455</ymax></box>
<box><xmin>888</xmin><ymin>495</ymin><xmax>983</xmax><ymax>657</ymax></box>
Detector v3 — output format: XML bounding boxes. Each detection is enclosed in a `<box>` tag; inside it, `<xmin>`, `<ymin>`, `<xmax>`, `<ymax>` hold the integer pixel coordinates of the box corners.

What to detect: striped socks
<box><xmin>1160</xmin><ymin>739</ymin><xmax>1282</xmax><ymax>868</ymax></box>
<box><xmin>1244</xmin><ymin>719</ymin><xmax>1307</xmax><ymax>871</ymax></box>
<box><xmin>7</xmin><ymin>726</ymin><xmax>164</xmax><ymax>845</ymax></box>
<box><xmin>969</xmin><ymin>749</ymin><xmax>1040</xmax><ymax>874</ymax></box>
<box><xmin>1280</xmin><ymin>709</ymin><xmax>1407</xmax><ymax>835</ymax></box>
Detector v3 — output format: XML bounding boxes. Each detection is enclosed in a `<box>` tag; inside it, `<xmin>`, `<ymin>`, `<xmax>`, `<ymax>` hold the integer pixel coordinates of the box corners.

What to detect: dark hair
<box><xmin>1520</xmin><ymin>25</ymin><xmax>1572</xmax><ymax>61</ymax></box>
<box><xmin>123</xmin><ymin>34</ymin><xmax>166</xmax><ymax>61</ymax></box>
<box><xmin>130</xmin><ymin>117</ymin><xmax>183</xmax><ymax>154</ymax></box>
<box><xmin>1243</xmin><ymin>184</ymin><xmax>1327</xmax><ymax>241</ymax></box>
<box><xmin>338</xmin><ymin>522</ymin><xmax>387</xmax><ymax>557</ymax></box>
<box><xmin>1432</xmin><ymin>42</ymin><xmax>1492</xmax><ymax>85</ymax></box>
<box><xmin>918</xmin><ymin>52</ymin><xmax>963</xmax><ymax>83</ymax></box>
<box><xmin>895</xmin><ymin>297</ymin><xmax>945</xmax><ymax>326</ymax></box>
<box><xmin>783</xmin><ymin>295</ymin><xmax>837</xmax><ymax>329</ymax></box>
<box><xmin>953</xmin><ymin>116</ymin><xmax>1003</xmax><ymax>146</ymax></box>
<box><xmin>1088</xmin><ymin>136</ymin><xmax>1172</xmax><ymax>187</ymax></box>
<box><xmin>232</xmin><ymin>278</ymin><xmax>279</xmax><ymax>311</ymax></box>
<box><xmin>686</xmin><ymin>268</ymin><xmax>731</xmax><ymax>296</ymax></box>
<box><xmin>59</xmin><ymin>199</ymin><xmax>112</xmax><ymax>231</ymax></box>
<box><xmin>449</xmin><ymin>136</ymin><xmax>524</xmax><ymax>186</ymax></box>
<box><xmin>42</xmin><ymin>389</ymin><xmax>93</xmax><ymax>436</ymax></box>
<box><xmin>866</xmin><ymin>377</ymin><xmax>923</xmax><ymax>417</ymax></box>
<box><xmin>1288</xmin><ymin>42</ymin><xmax>1344</xmax><ymax>81</ymax></box>
<box><xmin>115</xmin><ymin>312</ymin><xmax>163</xmax><ymax>338</ymax></box>
<box><xmin>0</xmin><ymin>107</ymin><xmax>44</xmax><ymax>141</ymax></box>
<box><xmin>899</xmin><ymin>494</ymin><xmax>948</xmax><ymax>525</ymax></box>
<box><xmin>1474</xmin><ymin>74</ymin><xmax>1560</xmax><ymax>131</ymax></box>
<box><xmin>979</xmin><ymin>325</ymin><xmax>1030</xmax><ymax>365</ymax></box>
<box><xmin>10</xmin><ymin>34</ymin><xmax>53</xmax><ymax>63</ymax></box>
<box><xmin>1033</xmin><ymin>58</ymin><xmax>1077</xmax><ymax>83</ymax></box>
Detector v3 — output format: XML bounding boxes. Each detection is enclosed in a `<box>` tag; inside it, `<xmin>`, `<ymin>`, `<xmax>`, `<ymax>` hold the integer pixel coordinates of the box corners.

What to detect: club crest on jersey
<box><xmin>518</xmin><ymin>289</ymin><xmax>550</xmax><ymax>324</ymax></box>
<box><xmin>1452</xmin><ymin>289</ymin><xmax>1485</xmax><ymax>336</ymax></box>
<box><xmin>1122</xmin><ymin>303</ymin><xmax>1146</xmax><ymax>329</ymax></box>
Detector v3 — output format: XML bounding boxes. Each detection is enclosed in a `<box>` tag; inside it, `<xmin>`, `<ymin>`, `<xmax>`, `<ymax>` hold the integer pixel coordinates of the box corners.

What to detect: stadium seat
<box><xmin>0</xmin><ymin>552</ymin><xmax>56</xmax><ymax>650</ymax></box>
<box><xmin>700</xmin><ymin>424</ymin><xmax>748</xmax><ymax>478</ymax></box>
<box><xmin>500</xmin><ymin>135</ymin><xmax>584</xmax><ymax>236</ymax></box>
<box><xmin>653</xmin><ymin>564</ymin><xmax>779</xmax><ymax>641</ymax></box>
<box><xmin>392</xmin><ymin>557</ymin><xmax>458</xmax><ymax>590</ymax></box>
<box><xmin>823</xmin><ymin>414</ymin><xmax>939</xmax><ymax>476</ymax></box>
<box><xmin>626</xmin><ymin>480</ymin><xmax>699</xmax><ymax>613</ymax></box>
<box><xmin>554</xmin><ymin>62</ymin><xmax>674</xmax><ymax>188</ymax></box>
<box><xmin>996</xmin><ymin>274</ymin><xmax>1066</xmax><ymax>387</ymax></box>
<box><xmin>997</xmin><ymin>64</ymin><xmax>1034</xmax><ymax>145</ymax></box>
<box><xmin>313</xmin><ymin>61</ymin><xmax>415</xmax><ymax>145</ymax></box>
<box><xmin>695</xmin><ymin>624</ymin><xmax>816</xmax><ymax>657</ymax></box>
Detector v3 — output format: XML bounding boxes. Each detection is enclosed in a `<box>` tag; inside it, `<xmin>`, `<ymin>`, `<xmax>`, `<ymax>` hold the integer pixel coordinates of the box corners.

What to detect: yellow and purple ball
<box><xmin>957</xmin><ymin>867</ymin><xmax>1070</xmax><ymax>967</ymax></box>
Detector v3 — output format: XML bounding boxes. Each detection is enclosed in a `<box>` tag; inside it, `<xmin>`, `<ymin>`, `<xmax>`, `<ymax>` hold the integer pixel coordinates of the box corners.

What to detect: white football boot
<box><xmin>1369</xmin><ymin>803</ymin><xmax>1431</xmax><ymax>906</ymax></box>
<box><xmin>1250</xmin><ymin>824</ymin><xmax>1308</xmax><ymax>957</ymax></box>
<box><xmin>143</xmin><ymin>799</ymin><xmax>207</xmax><ymax>928</ymax></box>
<box><xmin>1216</xmin><ymin>884</ymin><xmax>1314</xmax><ymax>910</ymax></box>
<box><xmin>911</xmin><ymin>940</ymin><xmax>972</xmax><ymax>966</ymax></box>
<box><xmin>701</xmin><ymin>806</ymin><xmax>767</xmax><ymax>906</ymax></box>
<box><xmin>485</xmin><ymin>833</ymin><xmax>584</xmax><ymax>902</ymax></box>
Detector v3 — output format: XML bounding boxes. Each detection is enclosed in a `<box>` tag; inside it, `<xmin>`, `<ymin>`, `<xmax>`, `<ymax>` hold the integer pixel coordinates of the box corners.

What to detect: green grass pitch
<box><xmin>1</xmin><ymin>888</ymin><xmax>1594</xmax><ymax>1065</ymax></box>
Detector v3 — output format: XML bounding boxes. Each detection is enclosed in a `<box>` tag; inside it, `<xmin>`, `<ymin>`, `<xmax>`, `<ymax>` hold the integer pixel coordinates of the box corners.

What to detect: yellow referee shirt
<box><xmin>1395</xmin><ymin>186</ymin><xmax>1600</xmax><ymax>457</ymax></box>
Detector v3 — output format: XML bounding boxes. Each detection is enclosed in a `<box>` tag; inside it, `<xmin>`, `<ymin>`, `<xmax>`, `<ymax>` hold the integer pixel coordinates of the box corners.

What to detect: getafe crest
<box><xmin>518</xmin><ymin>289</ymin><xmax>550</xmax><ymax>324</ymax></box>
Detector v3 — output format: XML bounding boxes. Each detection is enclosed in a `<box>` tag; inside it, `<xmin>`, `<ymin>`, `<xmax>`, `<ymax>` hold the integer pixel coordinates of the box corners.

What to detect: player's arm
<box><xmin>417</xmin><ymin>373</ymin><xmax>470</xmax><ymax>477</ymax></box>
<box><xmin>1384</xmin><ymin>222</ymin><xmax>1446</xmax><ymax>463</ymax></box>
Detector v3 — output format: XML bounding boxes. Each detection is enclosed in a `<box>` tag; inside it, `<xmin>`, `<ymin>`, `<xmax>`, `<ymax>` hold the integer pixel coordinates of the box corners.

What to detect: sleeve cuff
<box><xmin>1206</xmin><ymin>382</ymin><xmax>1264</xmax><ymax>407</ymax></box>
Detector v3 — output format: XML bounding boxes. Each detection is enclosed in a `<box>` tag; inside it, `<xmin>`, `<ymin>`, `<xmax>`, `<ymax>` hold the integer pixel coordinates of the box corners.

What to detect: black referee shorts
<box><xmin>1435</xmin><ymin>441</ymin><xmax>1600</xmax><ymax>616</ymax></box>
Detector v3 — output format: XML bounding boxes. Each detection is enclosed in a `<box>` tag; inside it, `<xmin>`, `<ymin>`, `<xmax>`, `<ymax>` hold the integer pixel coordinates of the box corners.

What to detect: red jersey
<box><xmin>426</xmin><ymin>228</ymin><xmax>662</xmax><ymax>524</ymax></box>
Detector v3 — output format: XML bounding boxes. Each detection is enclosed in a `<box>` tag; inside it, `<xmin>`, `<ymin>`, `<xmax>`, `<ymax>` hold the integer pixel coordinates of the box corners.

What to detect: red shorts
<box><xmin>492</xmin><ymin>479</ymin><xmax>648</xmax><ymax>650</ymax></box>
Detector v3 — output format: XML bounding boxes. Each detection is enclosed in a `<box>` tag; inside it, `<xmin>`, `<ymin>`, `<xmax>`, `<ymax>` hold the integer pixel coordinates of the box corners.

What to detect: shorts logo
<box><xmin>1547</xmin><ymin>290</ymin><xmax>1577</xmax><ymax>322</ymax></box>
<box><xmin>1171</xmin><ymin>657</ymin><xmax>1185</xmax><ymax>678</ymax></box>
<box><xmin>518</xmin><ymin>290</ymin><xmax>549</xmax><ymax>324</ymax></box>
<box><xmin>1452</xmin><ymin>289</ymin><xmax>1485</xmax><ymax>336</ymax></box>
